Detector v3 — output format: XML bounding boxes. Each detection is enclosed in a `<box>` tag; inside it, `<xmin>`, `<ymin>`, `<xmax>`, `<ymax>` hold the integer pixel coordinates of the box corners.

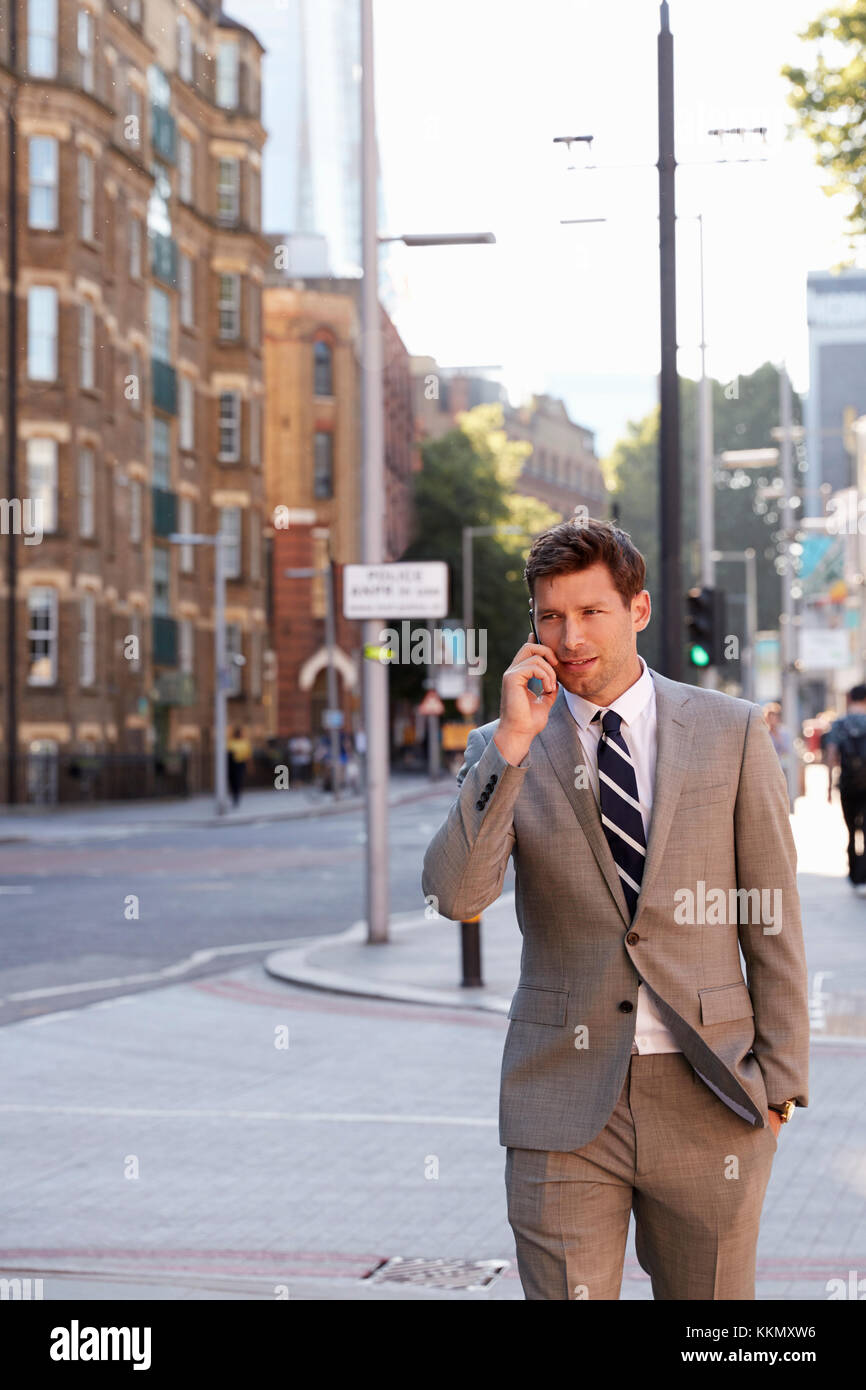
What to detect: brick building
<box><xmin>0</xmin><ymin>0</ymin><xmax>271</xmax><ymax>800</ymax></box>
<box><xmin>263</xmin><ymin>268</ymin><xmax>419</xmax><ymax>742</ymax></box>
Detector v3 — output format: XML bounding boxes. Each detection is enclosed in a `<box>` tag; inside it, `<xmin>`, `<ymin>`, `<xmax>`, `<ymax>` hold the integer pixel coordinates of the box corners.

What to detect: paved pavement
<box><xmin>1</xmin><ymin>766</ymin><xmax>863</xmax><ymax>1300</ymax></box>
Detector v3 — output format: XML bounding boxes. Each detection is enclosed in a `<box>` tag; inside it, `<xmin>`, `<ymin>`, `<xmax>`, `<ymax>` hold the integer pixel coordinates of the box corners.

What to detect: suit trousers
<box><xmin>505</xmin><ymin>1052</ymin><xmax>778</xmax><ymax>1300</ymax></box>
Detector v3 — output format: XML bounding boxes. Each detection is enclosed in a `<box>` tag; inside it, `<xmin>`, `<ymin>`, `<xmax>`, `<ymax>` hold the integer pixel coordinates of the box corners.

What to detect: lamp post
<box><xmin>360</xmin><ymin>0</ymin><xmax>495</xmax><ymax>944</ymax></box>
<box><xmin>712</xmin><ymin>548</ymin><xmax>757</xmax><ymax>699</ymax></box>
<box><xmin>168</xmin><ymin>530</ymin><xmax>230</xmax><ymax>815</ymax></box>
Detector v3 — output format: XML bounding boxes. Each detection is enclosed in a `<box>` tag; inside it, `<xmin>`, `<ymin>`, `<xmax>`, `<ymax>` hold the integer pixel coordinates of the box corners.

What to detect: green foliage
<box><xmin>782</xmin><ymin>1</ymin><xmax>866</xmax><ymax>244</ymax></box>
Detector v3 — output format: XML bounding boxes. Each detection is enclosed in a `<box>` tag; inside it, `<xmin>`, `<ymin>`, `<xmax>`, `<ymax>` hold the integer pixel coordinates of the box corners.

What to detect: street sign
<box><xmin>433</xmin><ymin>667</ymin><xmax>467</xmax><ymax>699</ymax></box>
<box><xmin>343</xmin><ymin>562</ymin><xmax>448</xmax><ymax>619</ymax></box>
<box><xmin>322</xmin><ymin>708</ymin><xmax>345</xmax><ymax>729</ymax></box>
<box><xmin>799</xmin><ymin>627</ymin><xmax>850</xmax><ymax>671</ymax></box>
<box><xmin>417</xmin><ymin>690</ymin><xmax>445</xmax><ymax>717</ymax></box>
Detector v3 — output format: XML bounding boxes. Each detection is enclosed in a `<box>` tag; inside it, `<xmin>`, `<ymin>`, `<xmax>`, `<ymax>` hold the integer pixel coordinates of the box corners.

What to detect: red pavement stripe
<box><xmin>190</xmin><ymin>976</ymin><xmax>508</xmax><ymax>1028</ymax></box>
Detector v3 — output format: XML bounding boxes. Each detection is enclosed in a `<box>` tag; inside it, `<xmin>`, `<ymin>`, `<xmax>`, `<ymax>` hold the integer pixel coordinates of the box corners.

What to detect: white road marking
<box><xmin>0</xmin><ymin>885</ymin><xmax>34</xmax><ymax>894</ymax></box>
<box><xmin>0</xmin><ymin>1102</ymin><xmax>497</xmax><ymax>1126</ymax></box>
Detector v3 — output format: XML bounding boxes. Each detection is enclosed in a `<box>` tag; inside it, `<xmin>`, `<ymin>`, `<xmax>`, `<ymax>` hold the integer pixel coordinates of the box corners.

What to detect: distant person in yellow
<box><xmin>227</xmin><ymin>726</ymin><xmax>252</xmax><ymax>808</ymax></box>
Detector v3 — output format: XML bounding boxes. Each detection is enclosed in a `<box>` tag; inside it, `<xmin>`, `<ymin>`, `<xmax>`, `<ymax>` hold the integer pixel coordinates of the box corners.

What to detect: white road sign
<box><xmin>343</xmin><ymin>562</ymin><xmax>449</xmax><ymax>619</ymax></box>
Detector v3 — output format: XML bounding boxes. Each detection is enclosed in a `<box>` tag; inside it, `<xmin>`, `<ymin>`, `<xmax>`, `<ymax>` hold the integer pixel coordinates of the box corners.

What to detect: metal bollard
<box><xmin>460</xmin><ymin>913</ymin><xmax>483</xmax><ymax>987</ymax></box>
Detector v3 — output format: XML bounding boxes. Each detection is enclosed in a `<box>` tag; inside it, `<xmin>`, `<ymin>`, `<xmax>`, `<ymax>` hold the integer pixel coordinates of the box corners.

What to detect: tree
<box><xmin>395</xmin><ymin>404</ymin><xmax>560</xmax><ymax>716</ymax></box>
<box><xmin>782</xmin><ymin>2</ymin><xmax>866</xmax><ymax>244</ymax></box>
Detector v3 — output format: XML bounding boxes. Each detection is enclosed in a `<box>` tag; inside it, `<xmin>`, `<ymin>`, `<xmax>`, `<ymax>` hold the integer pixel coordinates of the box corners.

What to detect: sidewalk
<box><xmin>0</xmin><ymin>772</ymin><xmax>449</xmax><ymax>841</ymax></box>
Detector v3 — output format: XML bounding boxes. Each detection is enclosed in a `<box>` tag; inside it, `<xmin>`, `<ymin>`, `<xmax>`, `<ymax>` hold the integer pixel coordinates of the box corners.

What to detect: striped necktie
<box><xmin>592</xmin><ymin>708</ymin><xmax>647</xmax><ymax>919</ymax></box>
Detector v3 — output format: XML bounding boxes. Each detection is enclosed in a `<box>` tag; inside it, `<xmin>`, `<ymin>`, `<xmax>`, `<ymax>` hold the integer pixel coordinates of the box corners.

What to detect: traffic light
<box><xmin>686</xmin><ymin>586</ymin><xmax>726</xmax><ymax>668</ymax></box>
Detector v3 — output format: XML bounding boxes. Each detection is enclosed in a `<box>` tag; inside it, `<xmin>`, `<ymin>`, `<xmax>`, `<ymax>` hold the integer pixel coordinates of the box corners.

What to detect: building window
<box><xmin>27</xmin><ymin>437</ymin><xmax>58</xmax><ymax>534</ymax></box>
<box><xmin>79</xmin><ymin>593</ymin><xmax>96</xmax><ymax>687</ymax></box>
<box><xmin>130</xmin><ymin>478</ymin><xmax>142</xmax><ymax>542</ymax></box>
<box><xmin>127</xmin><ymin>0</ymin><xmax>141</xmax><ymax>22</ymax></box>
<box><xmin>177</xmin><ymin>14</ymin><xmax>193</xmax><ymax>84</ymax></box>
<box><xmin>152</xmin><ymin>545</ymin><xmax>170</xmax><ymax>616</ymax></box>
<box><xmin>225</xmin><ymin>623</ymin><xmax>243</xmax><ymax>696</ymax></box>
<box><xmin>313</xmin><ymin>430</ymin><xmax>334</xmax><ymax>499</ymax></box>
<box><xmin>218</xmin><ymin>273</ymin><xmax>240</xmax><ymax>339</ymax></box>
<box><xmin>249</xmin><ymin>509</ymin><xmax>260</xmax><ymax>581</ymax></box>
<box><xmin>216</xmin><ymin>158</ymin><xmax>240</xmax><ymax>225</ymax></box>
<box><xmin>150</xmin><ymin>286</ymin><xmax>171</xmax><ymax>361</ymax></box>
<box><xmin>78</xmin><ymin>151</ymin><xmax>94</xmax><ymax>240</ymax></box>
<box><xmin>179</xmin><ymin>617</ymin><xmax>194</xmax><ymax>674</ymax></box>
<box><xmin>216</xmin><ymin>43</ymin><xmax>239</xmax><ymax>108</ymax></box>
<box><xmin>78</xmin><ymin>8</ymin><xmax>95</xmax><ymax>93</ymax></box>
<box><xmin>314</xmin><ymin>340</ymin><xmax>333</xmax><ymax>396</ymax></box>
<box><xmin>152</xmin><ymin>417</ymin><xmax>171</xmax><ymax>488</ymax></box>
<box><xmin>250</xmin><ymin>629</ymin><xmax>262</xmax><ymax>698</ymax></box>
<box><xmin>248</xmin><ymin>166</ymin><xmax>260</xmax><ymax>231</ymax></box>
<box><xmin>218</xmin><ymin>392</ymin><xmax>241</xmax><ymax>462</ymax></box>
<box><xmin>129</xmin><ymin>345</ymin><xmax>143</xmax><ymax>410</ymax></box>
<box><xmin>178</xmin><ymin>136</ymin><xmax>193</xmax><ymax>203</ymax></box>
<box><xmin>249</xmin><ymin>397</ymin><xmax>261</xmax><ymax>467</ymax></box>
<box><xmin>27</xmin><ymin>286</ymin><xmax>58</xmax><ymax>381</ymax></box>
<box><xmin>178</xmin><ymin>496</ymin><xmax>194</xmax><ymax>571</ymax></box>
<box><xmin>129</xmin><ymin>215</ymin><xmax>142</xmax><ymax>278</ymax></box>
<box><xmin>79</xmin><ymin>301</ymin><xmax>95</xmax><ymax>389</ymax></box>
<box><xmin>179</xmin><ymin>253</ymin><xmax>194</xmax><ymax>327</ymax></box>
<box><xmin>78</xmin><ymin>447</ymin><xmax>95</xmax><ymax>537</ymax></box>
<box><xmin>28</xmin><ymin>0</ymin><xmax>58</xmax><ymax>78</ymax></box>
<box><xmin>219</xmin><ymin>507</ymin><xmax>242</xmax><ymax>579</ymax></box>
<box><xmin>179</xmin><ymin>376</ymin><xmax>194</xmax><ymax>451</ymax></box>
<box><xmin>27</xmin><ymin>587</ymin><xmax>58</xmax><ymax>685</ymax></box>
<box><xmin>125</xmin><ymin>83</ymin><xmax>142</xmax><ymax>150</ymax></box>
<box><xmin>28</xmin><ymin>137</ymin><xmax>59</xmax><ymax>229</ymax></box>
<box><xmin>248</xmin><ymin>281</ymin><xmax>260</xmax><ymax>345</ymax></box>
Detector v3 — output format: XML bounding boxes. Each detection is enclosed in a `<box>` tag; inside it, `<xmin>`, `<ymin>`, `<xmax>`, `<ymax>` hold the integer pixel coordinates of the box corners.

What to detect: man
<box><xmin>422</xmin><ymin>518</ymin><xmax>809</xmax><ymax>1301</ymax></box>
<box><xmin>824</xmin><ymin>684</ymin><xmax>866</xmax><ymax>896</ymax></box>
<box><xmin>226</xmin><ymin>726</ymin><xmax>251</xmax><ymax>808</ymax></box>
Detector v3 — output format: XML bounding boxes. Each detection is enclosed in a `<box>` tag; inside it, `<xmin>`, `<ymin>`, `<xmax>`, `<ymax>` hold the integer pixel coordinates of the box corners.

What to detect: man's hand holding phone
<box><xmin>493</xmin><ymin>635</ymin><xmax>559</xmax><ymax>766</ymax></box>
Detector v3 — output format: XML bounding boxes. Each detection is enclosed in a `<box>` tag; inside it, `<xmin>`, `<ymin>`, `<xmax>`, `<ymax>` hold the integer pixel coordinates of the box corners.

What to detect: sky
<box><xmin>233</xmin><ymin>0</ymin><xmax>862</xmax><ymax>455</ymax></box>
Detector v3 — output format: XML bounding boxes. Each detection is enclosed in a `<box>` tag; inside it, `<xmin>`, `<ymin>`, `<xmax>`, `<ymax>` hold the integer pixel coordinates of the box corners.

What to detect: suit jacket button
<box><xmin>475</xmin><ymin>800</ymin><xmax>484</xmax><ymax>811</ymax></box>
<box><xmin>618</xmin><ymin>1000</ymin><xmax>634</xmax><ymax>1013</ymax></box>
<box><xmin>626</xmin><ymin>932</ymin><xmax>640</xmax><ymax>945</ymax></box>
<box><xmin>490</xmin><ymin>773</ymin><xmax>498</xmax><ymax>785</ymax></box>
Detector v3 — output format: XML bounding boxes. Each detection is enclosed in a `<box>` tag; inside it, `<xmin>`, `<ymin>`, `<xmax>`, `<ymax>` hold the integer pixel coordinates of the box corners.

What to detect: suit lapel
<box><xmin>536</xmin><ymin>669</ymin><xmax>696</xmax><ymax>928</ymax></box>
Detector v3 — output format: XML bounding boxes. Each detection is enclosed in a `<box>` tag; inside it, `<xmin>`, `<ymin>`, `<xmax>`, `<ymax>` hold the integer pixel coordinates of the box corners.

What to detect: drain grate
<box><xmin>363</xmin><ymin>1257</ymin><xmax>508</xmax><ymax>1290</ymax></box>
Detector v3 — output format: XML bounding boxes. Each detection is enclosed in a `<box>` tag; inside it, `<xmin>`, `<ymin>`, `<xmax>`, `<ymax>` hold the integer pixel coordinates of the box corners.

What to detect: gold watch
<box><xmin>768</xmin><ymin>1100</ymin><xmax>796</xmax><ymax>1123</ymax></box>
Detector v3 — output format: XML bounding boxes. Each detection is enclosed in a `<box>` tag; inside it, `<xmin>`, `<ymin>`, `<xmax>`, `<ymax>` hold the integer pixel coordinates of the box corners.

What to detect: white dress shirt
<box><xmin>562</xmin><ymin>655</ymin><xmax>681</xmax><ymax>1055</ymax></box>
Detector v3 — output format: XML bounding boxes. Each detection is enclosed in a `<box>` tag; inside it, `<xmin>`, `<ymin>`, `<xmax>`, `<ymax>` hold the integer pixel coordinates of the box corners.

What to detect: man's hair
<box><xmin>524</xmin><ymin>517</ymin><xmax>646</xmax><ymax>607</ymax></box>
<box><xmin>848</xmin><ymin>684</ymin><xmax>866</xmax><ymax>703</ymax></box>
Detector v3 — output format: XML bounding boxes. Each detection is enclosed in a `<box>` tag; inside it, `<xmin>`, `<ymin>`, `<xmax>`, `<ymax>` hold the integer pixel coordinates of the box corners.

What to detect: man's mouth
<box><xmin>560</xmin><ymin>656</ymin><xmax>597</xmax><ymax>670</ymax></box>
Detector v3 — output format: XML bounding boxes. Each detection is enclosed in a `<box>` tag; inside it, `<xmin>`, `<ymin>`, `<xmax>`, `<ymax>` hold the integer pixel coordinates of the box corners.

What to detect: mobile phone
<box><xmin>528</xmin><ymin>601</ymin><xmax>545</xmax><ymax>696</ymax></box>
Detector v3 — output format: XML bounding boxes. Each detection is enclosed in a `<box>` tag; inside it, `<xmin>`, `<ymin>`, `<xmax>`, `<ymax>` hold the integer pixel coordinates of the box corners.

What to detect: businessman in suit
<box><xmin>422</xmin><ymin>518</ymin><xmax>809</xmax><ymax>1300</ymax></box>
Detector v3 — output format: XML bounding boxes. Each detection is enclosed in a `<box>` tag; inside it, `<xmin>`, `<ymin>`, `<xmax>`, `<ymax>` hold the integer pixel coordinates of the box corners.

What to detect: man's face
<box><xmin>532</xmin><ymin>563</ymin><xmax>651</xmax><ymax>706</ymax></box>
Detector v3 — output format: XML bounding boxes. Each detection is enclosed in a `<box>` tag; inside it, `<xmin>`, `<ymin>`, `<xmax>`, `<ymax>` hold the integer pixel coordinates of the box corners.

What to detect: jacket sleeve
<box><xmin>421</xmin><ymin>725</ymin><xmax>529</xmax><ymax>921</ymax></box>
<box><xmin>734</xmin><ymin>704</ymin><xmax>809</xmax><ymax>1109</ymax></box>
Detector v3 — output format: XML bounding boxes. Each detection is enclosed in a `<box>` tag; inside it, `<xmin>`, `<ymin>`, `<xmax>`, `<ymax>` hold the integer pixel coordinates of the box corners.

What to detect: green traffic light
<box><xmin>689</xmin><ymin>644</ymin><xmax>711</xmax><ymax>667</ymax></box>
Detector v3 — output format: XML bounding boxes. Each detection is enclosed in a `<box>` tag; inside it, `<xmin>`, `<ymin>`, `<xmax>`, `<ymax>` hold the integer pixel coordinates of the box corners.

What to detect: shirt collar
<box><xmin>563</xmin><ymin>654</ymin><xmax>654</xmax><ymax>732</ymax></box>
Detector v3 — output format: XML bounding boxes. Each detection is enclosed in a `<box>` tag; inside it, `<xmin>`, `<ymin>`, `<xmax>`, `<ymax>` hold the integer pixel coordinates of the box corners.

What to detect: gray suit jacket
<box><xmin>421</xmin><ymin>670</ymin><xmax>809</xmax><ymax>1152</ymax></box>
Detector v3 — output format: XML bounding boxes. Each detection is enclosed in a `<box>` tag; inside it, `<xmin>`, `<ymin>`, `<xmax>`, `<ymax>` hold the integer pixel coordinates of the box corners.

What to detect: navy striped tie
<box><xmin>592</xmin><ymin>709</ymin><xmax>646</xmax><ymax>919</ymax></box>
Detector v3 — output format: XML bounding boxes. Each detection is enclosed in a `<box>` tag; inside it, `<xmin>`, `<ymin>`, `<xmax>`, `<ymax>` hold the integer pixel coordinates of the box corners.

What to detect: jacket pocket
<box><xmin>508</xmin><ymin>984</ymin><xmax>569</xmax><ymax>1027</ymax></box>
<box><xmin>677</xmin><ymin>782</ymin><xmax>731</xmax><ymax>811</ymax></box>
<box><xmin>699</xmin><ymin>980</ymin><xmax>754</xmax><ymax>1025</ymax></box>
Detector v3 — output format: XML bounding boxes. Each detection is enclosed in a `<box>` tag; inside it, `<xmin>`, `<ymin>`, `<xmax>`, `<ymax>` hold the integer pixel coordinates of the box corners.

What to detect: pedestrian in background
<box><xmin>824</xmin><ymin>684</ymin><xmax>866</xmax><ymax>896</ymax></box>
<box><xmin>226</xmin><ymin>725</ymin><xmax>252</xmax><ymax>808</ymax></box>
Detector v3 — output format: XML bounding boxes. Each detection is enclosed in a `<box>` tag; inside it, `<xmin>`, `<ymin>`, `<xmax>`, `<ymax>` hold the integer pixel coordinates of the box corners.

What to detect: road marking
<box><xmin>0</xmin><ymin>1102</ymin><xmax>497</xmax><ymax>1126</ymax></box>
<box><xmin>0</xmin><ymin>885</ymin><xmax>34</xmax><ymax>894</ymax></box>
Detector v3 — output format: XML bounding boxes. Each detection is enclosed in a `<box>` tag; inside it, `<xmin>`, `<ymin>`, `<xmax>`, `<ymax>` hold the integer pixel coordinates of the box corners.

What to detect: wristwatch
<box><xmin>768</xmin><ymin>1100</ymin><xmax>796</xmax><ymax>1123</ymax></box>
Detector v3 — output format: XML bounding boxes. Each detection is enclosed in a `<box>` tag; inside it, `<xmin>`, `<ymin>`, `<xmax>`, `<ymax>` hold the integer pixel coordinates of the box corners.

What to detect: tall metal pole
<box><xmin>323</xmin><ymin>556</ymin><xmax>342</xmax><ymax>800</ymax></box>
<box><xmin>779</xmin><ymin>364</ymin><xmax>799</xmax><ymax>807</ymax></box>
<box><xmin>361</xmin><ymin>0</ymin><xmax>389</xmax><ymax>943</ymax></box>
<box><xmin>214</xmin><ymin>534</ymin><xmax>228</xmax><ymax>815</ymax></box>
<box><xmin>697</xmin><ymin>215</ymin><xmax>714</xmax><ymax>589</ymax></box>
<box><xmin>744</xmin><ymin>547</ymin><xmax>757</xmax><ymax>702</ymax></box>
<box><xmin>657</xmin><ymin>1</ymin><xmax>682</xmax><ymax>680</ymax></box>
<box><xmin>5</xmin><ymin>7</ymin><xmax>18</xmax><ymax>802</ymax></box>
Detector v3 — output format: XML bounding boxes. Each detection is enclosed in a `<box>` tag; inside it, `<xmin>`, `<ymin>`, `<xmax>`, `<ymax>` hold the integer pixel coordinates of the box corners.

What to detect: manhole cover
<box><xmin>364</xmin><ymin>1257</ymin><xmax>508</xmax><ymax>1290</ymax></box>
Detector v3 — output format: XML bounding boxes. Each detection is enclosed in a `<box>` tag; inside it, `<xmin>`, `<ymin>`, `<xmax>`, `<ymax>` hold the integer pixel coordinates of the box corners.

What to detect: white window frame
<box><xmin>79</xmin><ymin>301</ymin><xmax>95</xmax><ymax>390</ymax></box>
<box><xmin>78</xmin><ymin>151</ymin><xmax>94</xmax><ymax>240</ymax></box>
<box><xmin>216</xmin><ymin>158</ymin><xmax>240</xmax><ymax>225</ymax></box>
<box><xmin>78</xmin><ymin>447</ymin><xmax>95</xmax><ymax>538</ymax></box>
<box><xmin>152</xmin><ymin>545</ymin><xmax>171</xmax><ymax>617</ymax></box>
<box><xmin>219</xmin><ymin>507</ymin><xmax>242</xmax><ymax>579</ymax></box>
<box><xmin>126</xmin><ymin>83</ymin><xmax>142</xmax><ymax>151</ymax></box>
<box><xmin>178</xmin><ymin>135</ymin><xmax>194</xmax><ymax>203</ymax></box>
<box><xmin>179</xmin><ymin>376</ymin><xmax>195</xmax><ymax>451</ymax></box>
<box><xmin>216</xmin><ymin>43</ymin><xmax>239</xmax><ymax>109</ymax></box>
<box><xmin>151</xmin><ymin>417</ymin><xmax>171</xmax><ymax>488</ymax></box>
<box><xmin>28</xmin><ymin>136</ymin><xmax>59</xmax><ymax>230</ymax></box>
<box><xmin>78</xmin><ymin>8</ymin><xmax>95</xmax><ymax>94</ymax></box>
<box><xmin>177</xmin><ymin>14</ymin><xmax>193</xmax><ymax>84</ymax></box>
<box><xmin>28</xmin><ymin>0</ymin><xmax>58</xmax><ymax>79</ymax></box>
<box><xmin>130</xmin><ymin>477</ymin><xmax>142</xmax><ymax>542</ymax></box>
<box><xmin>179</xmin><ymin>253</ymin><xmax>194</xmax><ymax>327</ymax></box>
<box><xmin>27</xmin><ymin>586</ymin><xmax>58</xmax><ymax>686</ymax></box>
<box><xmin>178</xmin><ymin>496</ymin><xmax>194</xmax><ymax>572</ymax></box>
<box><xmin>179</xmin><ymin>617</ymin><xmax>194</xmax><ymax>674</ymax></box>
<box><xmin>150</xmin><ymin>287</ymin><xmax>171</xmax><ymax>362</ymax></box>
<box><xmin>129</xmin><ymin>214</ymin><xmax>142</xmax><ymax>278</ymax></box>
<box><xmin>218</xmin><ymin>273</ymin><xmax>240</xmax><ymax>339</ymax></box>
<box><xmin>218</xmin><ymin>392</ymin><xmax>241</xmax><ymax>463</ymax></box>
<box><xmin>27</xmin><ymin>286</ymin><xmax>58</xmax><ymax>382</ymax></box>
<box><xmin>79</xmin><ymin>592</ymin><xmax>96</xmax><ymax>687</ymax></box>
<box><xmin>27</xmin><ymin>437</ymin><xmax>58</xmax><ymax>535</ymax></box>
<box><xmin>225</xmin><ymin>623</ymin><xmax>243</xmax><ymax>696</ymax></box>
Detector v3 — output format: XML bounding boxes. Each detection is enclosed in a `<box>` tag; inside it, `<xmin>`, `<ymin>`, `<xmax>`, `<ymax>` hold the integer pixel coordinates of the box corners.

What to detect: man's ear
<box><xmin>632</xmin><ymin>589</ymin><xmax>651</xmax><ymax>632</ymax></box>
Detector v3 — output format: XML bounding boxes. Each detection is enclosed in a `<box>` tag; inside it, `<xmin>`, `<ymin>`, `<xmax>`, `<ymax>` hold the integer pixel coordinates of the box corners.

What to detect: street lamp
<box><xmin>361</xmin><ymin>0</ymin><xmax>495</xmax><ymax>944</ymax></box>
<box><xmin>168</xmin><ymin>530</ymin><xmax>231</xmax><ymax>816</ymax></box>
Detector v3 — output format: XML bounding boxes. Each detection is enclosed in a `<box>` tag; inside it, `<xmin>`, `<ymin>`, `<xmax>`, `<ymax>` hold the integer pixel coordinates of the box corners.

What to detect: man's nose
<box><xmin>561</xmin><ymin>619</ymin><xmax>588</xmax><ymax>651</ymax></box>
